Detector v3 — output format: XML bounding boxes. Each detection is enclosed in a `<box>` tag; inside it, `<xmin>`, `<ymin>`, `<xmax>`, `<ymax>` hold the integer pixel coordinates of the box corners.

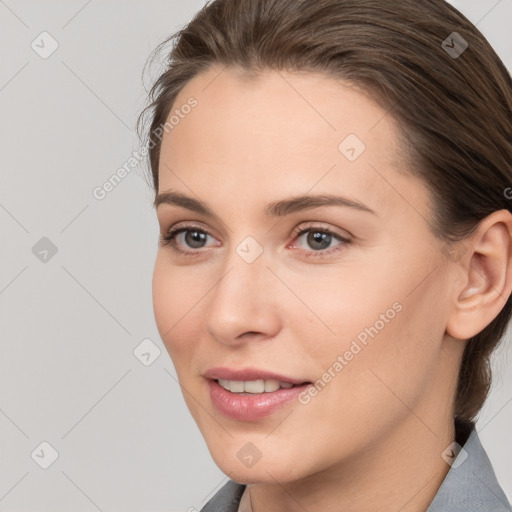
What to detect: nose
<box><xmin>204</xmin><ymin>242</ymin><xmax>281</xmax><ymax>346</ymax></box>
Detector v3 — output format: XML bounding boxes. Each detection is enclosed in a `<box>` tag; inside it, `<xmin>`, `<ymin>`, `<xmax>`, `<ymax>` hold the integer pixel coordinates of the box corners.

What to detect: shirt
<box><xmin>199</xmin><ymin>419</ymin><xmax>511</xmax><ymax>511</ymax></box>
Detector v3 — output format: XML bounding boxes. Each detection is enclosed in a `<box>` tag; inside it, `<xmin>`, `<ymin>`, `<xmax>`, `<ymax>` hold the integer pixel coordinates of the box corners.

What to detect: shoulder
<box><xmin>199</xmin><ymin>480</ymin><xmax>246</xmax><ymax>512</ymax></box>
<box><xmin>427</xmin><ymin>420</ymin><xmax>511</xmax><ymax>511</ymax></box>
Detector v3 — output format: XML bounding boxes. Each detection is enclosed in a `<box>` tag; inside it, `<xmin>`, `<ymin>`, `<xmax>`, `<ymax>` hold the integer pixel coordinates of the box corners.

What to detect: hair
<box><xmin>137</xmin><ymin>0</ymin><xmax>512</xmax><ymax>424</ymax></box>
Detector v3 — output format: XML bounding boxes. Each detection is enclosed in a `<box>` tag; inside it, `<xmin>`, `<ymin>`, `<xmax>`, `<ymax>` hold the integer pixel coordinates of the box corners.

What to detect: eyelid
<box><xmin>290</xmin><ymin>221</ymin><xmax>353</xmax><ymax>242</ymax></box>
<box><xmin>161</xmin><ymin>220</ymin><xmax>219</xmax><ymax>240</ymax></box>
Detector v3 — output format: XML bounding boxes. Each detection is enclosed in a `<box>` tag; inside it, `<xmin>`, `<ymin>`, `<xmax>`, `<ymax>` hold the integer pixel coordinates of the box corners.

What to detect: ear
<box><xmin>446</xmin><ymin>209</ymin><xmax>512</xmax><ymax>340</ymax></box>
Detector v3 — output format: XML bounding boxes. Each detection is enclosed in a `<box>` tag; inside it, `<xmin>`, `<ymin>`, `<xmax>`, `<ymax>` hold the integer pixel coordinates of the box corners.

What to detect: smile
<box><xmin>207</xmin><ymin>379</ymin><xmax>312</xmax><ymax>421</ymax></box>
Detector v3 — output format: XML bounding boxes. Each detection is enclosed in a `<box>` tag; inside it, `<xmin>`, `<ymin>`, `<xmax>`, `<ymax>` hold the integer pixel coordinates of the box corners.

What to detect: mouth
<box><xmin>205</xmin><ymin>374</ymin><xmax>313</xmax><ymax>421</ymax></box>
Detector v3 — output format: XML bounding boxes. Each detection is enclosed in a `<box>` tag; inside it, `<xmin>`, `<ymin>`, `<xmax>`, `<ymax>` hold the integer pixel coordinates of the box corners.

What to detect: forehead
<box><xmin>162</xmin><ymin>66</ymin><xmax>398</xmax><ymax>158</ymax></box>
<box><xmin>158</xmin><ymin>66</ymin><xmax>429</xmax><ymax>222</ymax></box>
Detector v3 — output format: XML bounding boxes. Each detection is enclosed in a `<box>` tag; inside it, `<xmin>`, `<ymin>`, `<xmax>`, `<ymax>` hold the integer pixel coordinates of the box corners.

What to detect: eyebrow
<box><xmin>154</xmin><ymin>190</ymin><xmax>377</xmax><ymax>218</ymax></box>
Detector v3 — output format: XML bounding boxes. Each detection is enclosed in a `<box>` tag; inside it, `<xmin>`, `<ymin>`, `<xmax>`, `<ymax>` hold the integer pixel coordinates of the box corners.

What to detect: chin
<box><xmin>207</xmin><ymin>441</ymin><xmax>309</xmax><ymax>485</ymax></box>
<box><xmin>218</xmin><ymin>463</ymin><xmax>303</xmax><ymax>485</ymax></box>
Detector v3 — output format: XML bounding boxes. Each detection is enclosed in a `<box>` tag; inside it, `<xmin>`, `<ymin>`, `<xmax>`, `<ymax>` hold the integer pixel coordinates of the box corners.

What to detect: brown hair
<box><xmin>137</xmin><ymin>0</ymin><xmax>512</xmax><ymax>424</ymax></box>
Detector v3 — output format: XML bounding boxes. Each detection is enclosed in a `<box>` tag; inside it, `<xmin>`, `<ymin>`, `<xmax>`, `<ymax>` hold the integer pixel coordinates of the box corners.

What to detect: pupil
<box><xmin>308</xmin><ymin>231</ymin><xmax>331</xmax><ymax>250</ymax></box>
<box><xmin>185</xmin><ymin>230</ymin><xmax>206</xmax><ymax>248</ymax></box>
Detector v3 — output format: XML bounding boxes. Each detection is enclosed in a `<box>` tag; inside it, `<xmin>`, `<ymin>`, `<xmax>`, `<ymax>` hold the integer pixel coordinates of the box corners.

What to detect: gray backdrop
<box><xmin>1</xmin><ymin>1</ymin><xmax>511</xmax><ymax>510</ymax></box>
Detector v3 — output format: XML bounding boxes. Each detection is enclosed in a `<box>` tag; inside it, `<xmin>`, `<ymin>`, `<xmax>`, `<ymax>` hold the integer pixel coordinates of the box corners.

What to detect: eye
<box><xmin>160</xmin><ymin>224</ymin><xmax>218</xmax><ymax>256</ymax></box>
<box><xmin>290</xmin><ymin>224</ymin><xmax>352</xmax><ymax>258</ymax></box>
<box><xmin>160</xmin><ymin>222</ymin><xmax>352</xmax><ymax>259</ymax></box>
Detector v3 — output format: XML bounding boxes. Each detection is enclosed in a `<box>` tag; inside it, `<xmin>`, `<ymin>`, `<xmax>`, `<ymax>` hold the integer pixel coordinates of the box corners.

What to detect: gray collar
<box><xmin>426</xmin><ymin>421</ymin><xmax>511</xmax><ymax>511</ymax></box>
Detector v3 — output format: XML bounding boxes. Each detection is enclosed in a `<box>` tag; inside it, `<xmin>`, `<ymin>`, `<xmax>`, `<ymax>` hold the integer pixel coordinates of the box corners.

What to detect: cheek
<box><xmin>152</xmin><ymin>255</ymin><xmax>204</xmax><ymax>361</ymax></box>
<box><xmin>152</xmin><ymin>256</ymin><xmax>173</xmax><ymax>340</ymax></box>
<box><xmin>292</xmin><ymin>256</ymin><xmax>442</xmax><ymax>399</ymax></box>
<box><xmin>282</xmin><ymin>263</ymin><xmax>402</xmax><ymax>355</ymax></box>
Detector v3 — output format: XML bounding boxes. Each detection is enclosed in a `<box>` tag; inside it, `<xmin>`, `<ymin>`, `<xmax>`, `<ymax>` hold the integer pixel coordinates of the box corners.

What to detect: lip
<box><xmin>207</xmin><ymin>379</ymin><xmax>311</xmax><ymax>421</ymax></box>
<box><xmin>203</xmin><ymin>366</ymin><xmax>312</xmax><ymax>421</ymax></box>
<box><xmin>203</xmin><ymin>366</ymin><xmax>307</xmax><ymax>385</ymax></box>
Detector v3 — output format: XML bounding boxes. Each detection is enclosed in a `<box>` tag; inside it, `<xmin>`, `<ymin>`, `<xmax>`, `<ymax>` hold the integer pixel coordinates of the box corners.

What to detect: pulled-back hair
<box><xmin>137</xmin><ymin>0</ymin><xmax>512</xmax><ymax>423</ymax></box>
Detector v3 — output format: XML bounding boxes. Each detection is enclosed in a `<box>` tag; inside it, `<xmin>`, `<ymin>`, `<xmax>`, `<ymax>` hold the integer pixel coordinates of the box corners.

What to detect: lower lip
<box><xmin>207</xmin><ymin>379</ymin><xmax>311</xmax><ymax>421</ymax></box>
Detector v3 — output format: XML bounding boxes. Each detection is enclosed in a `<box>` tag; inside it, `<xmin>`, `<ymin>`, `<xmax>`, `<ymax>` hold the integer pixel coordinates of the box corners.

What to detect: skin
<box><xmin>152</xmin><ymin>66</ymin><xmax>512</xmax><ymax>512</ymax></box>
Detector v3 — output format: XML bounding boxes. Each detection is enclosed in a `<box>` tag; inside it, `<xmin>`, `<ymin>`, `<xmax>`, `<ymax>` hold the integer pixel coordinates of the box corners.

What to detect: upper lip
<box><xmin>203</xmin><ymin>367</ymin><xmax>309</xmax><ymax>384</ymax></box>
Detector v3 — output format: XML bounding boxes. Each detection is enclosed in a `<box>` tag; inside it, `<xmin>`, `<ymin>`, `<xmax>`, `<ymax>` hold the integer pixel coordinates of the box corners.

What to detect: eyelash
<box><xmin>159</xmin><ymin>223</ymin><xmax>352</xmax><ymax>259</ymax></box>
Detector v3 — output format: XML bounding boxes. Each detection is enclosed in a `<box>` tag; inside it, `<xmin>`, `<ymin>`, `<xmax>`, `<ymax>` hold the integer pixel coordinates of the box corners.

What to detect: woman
<box><xmin>138</xmin><ymin>0</ymin><xmax>512</xmax><ymax>510</ymax></box>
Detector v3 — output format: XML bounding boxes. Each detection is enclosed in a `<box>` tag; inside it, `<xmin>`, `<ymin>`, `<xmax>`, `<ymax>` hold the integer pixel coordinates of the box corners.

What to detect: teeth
<box><xmin>263</xmin><ymin>380</ymin><xmax>280</xmax><ymax>392</ymax></box>
<box><xmin>218</xmin><ymin>379</ymin><xmax>231</xmax><ymax>391</ymax></box>
<box><xmin>229</xmin><ymin>380</ymin><xmax>245</xmax><ymax>393</ymax></box>
<box><xmin>217</xmin><ymin>379</ymin><xmax>297</xmax><ymax>393</ymax></box>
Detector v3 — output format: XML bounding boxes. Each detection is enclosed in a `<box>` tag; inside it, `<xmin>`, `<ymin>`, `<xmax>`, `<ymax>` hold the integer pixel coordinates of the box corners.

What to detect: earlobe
<box><xmin>446</xmin><ymin>210</ymin><xmax>512</xmax><ymax>341</ymax></box>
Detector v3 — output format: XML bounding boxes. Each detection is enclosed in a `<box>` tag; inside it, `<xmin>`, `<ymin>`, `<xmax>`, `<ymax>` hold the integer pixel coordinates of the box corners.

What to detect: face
<box><xmin>152</xmin><ymin>66</ymin><xmax>458</xmax><ymax>484</ymax></box>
